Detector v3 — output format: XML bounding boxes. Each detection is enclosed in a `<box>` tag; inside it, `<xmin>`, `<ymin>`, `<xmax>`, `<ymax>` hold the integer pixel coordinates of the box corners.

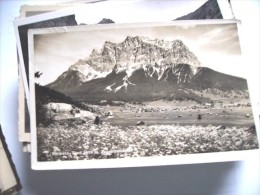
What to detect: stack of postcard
<box><xmin>13</xmin><ymin>0</ymin><xmax>259</xmax><ymax>170</ymax></box>
<box><xmin>0</xmin><ymin>125</ymin><xmax>22</xmax><ymax>194</ymax></box>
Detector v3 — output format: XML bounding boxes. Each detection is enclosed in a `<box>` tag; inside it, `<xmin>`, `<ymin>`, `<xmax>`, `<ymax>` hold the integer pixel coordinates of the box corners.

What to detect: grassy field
<box><xmin>37</xmin><ymin>120</ymin><xmax>258</xmax><ymax>162</ymax></box>
<box><xmin>102</xmin><ymin>100</ymin><xmax>254</xmax><ymax>127</ymax></box>
<box><xmin>37</xmin><ymin>97</ymin><xmax>258</xmax><ymax>162</ymax></box>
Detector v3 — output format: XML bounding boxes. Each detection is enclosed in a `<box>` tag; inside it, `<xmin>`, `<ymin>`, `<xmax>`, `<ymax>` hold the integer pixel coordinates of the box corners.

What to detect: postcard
<box><xmin>17</xmin><ymin>1</ymin><xmax>80</xmax><ymax>148</ymax></box>
<box><xmin>0</xmin><ymin>125</ymin><xmax>22</xmax><ymax>194</ymax></box>
<box><xmin>16</xmin><ymin>0</ymin><xmax>233</xmax><ymax>147</ymax></box>
<box><xmin>18</xmin><ymin>63</ymin><xmax>31</xmax><ymax>144</ymax></box>
<box><xmin>28</xmin><ymin>20</ymin><xmax>259</xmax><ymax>170</ymax></box>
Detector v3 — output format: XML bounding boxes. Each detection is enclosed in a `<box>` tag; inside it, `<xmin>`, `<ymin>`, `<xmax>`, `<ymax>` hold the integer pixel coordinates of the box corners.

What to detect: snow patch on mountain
<box><xmin>105</xmin><ymin>83</ymin><xmax>116</xmax><ymax>92</ymax></box>
<box><xmin>105</xmin><ymin>75</ymin><xmax>136</xmax><ymax>93</ymax></box>
<box><xmin>70</xmin><ymin>60</ymin><xmax>111</xmax><ymax>81</ymax></box>
<box><xmin>114</xmin><ymin>79</ymin><xmax>136</xmax><ymax>92</ymax></box>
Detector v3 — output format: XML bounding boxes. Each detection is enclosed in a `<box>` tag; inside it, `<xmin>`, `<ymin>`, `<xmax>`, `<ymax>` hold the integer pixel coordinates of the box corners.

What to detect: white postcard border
<box><xmin>28</xmin><ymin>20</ymin><xmax>259</xmax><ymax>170</ymax></box>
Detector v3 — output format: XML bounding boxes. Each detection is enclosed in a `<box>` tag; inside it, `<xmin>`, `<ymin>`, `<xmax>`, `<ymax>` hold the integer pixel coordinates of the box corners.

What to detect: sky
<box><xmin>31</xmin><ymin>0</ymin><xmax>244</xmax><ymax>85</ymax></box>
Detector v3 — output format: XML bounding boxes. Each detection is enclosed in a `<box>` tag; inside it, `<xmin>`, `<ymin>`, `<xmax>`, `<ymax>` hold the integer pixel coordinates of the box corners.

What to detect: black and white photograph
<box><xmin>16</xmin><ymin>0</ymin><xmax>234</xmax><ymax>148</ymax></box>
<box><xmin>28</xmin><ymin>20</ymin><xmax>258</xmax><ymax>169</ymax></box>
<box><xmin>14</xmin><ymin>0</ymin><xmax>233</xmax><ymax>103</ymax></box>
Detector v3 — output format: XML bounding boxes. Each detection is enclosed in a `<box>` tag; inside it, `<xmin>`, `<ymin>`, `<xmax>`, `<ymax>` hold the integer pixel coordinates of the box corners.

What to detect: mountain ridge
<box><xmin>47</xmin><ymin>35</ymin><xmax>202</xmax><ymax>91</ymax></box>
<box><xmin>175</xmin><ymin>0</ymin><xmax>223</xmax><ymax>20</ymax></box>
<box><xmin>58</xmin><ymin>63</ymin><xmax>247</xmax><ymax>104</ymax></box>
<box><xmin>46</xmin><ymin>34</ymin><xmax>247</xmax><ymax>104</ymax></box>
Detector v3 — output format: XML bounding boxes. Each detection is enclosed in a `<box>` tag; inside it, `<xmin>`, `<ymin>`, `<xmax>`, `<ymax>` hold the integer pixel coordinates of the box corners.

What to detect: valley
<box><xmin>101</xmin><ymin>99</ymin><xmax>254</xmax><ymax>127</ymax></box>
<box><xmin>36</xmin><ymin>94</ymin><xmax>258</xmax><ymax>162</ymax></box>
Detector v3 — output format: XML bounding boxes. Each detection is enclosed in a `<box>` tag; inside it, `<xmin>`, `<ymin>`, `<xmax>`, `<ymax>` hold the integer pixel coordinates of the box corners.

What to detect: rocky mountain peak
<box><xmin>124</xmin><ymin>36</ymin><xmax>143</xmax><ymax>46</ymax></box>
<box><xmin>82</xmin><ymin>36</ymin><xmax>201</xmax><ymax>74</ymax></box>
<box><xmin>98</xmin><ymin>18</ymin><xmax>115</xmax><ymax>24</ymax></box>
<box><xmin>175</xmin><ymin>0</ymin><xmax>223</xmax><ymax>20</ymax></box>
<box><xmin>172</xmin><ymin>39</ymin><xmax>184</xmax><ymax>48</ymax></box>
<box><xmin>48</xmin><ymin>36</ymin><xmax>202</xmax><ymax>91</ymax></box>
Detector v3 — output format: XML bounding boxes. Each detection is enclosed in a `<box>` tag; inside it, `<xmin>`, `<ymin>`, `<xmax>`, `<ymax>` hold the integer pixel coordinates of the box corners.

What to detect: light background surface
<box><xmin>0</xmin><ymin>1</ymin><xmax>259</xmax><ymax>195</ymax></box>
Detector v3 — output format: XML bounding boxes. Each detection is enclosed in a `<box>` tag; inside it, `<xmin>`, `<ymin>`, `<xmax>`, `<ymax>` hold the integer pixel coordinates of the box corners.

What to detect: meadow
<box><xmin>37</xmin><ymin>120</ymin><xmax>258</xmax><ymax>161</ymax></box>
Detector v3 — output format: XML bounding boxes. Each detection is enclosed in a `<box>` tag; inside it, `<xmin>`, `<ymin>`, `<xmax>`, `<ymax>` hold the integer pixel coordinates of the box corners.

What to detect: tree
<box><xmin>35</xmin><ymin>71</ymin><xmax>43</xmax><ymax>78</ymax></box>
<box><xmin>94</xmin><ymin>116</ymin><xmax>101</xmax><ymax>125</ymax></box>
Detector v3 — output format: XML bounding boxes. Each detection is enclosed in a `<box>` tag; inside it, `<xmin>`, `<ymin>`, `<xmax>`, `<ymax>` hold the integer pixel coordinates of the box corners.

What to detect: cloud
<box><xmin>194</xmin><ymin>24</ymin><xmax>241</xmax><ymax>55</ymax></box>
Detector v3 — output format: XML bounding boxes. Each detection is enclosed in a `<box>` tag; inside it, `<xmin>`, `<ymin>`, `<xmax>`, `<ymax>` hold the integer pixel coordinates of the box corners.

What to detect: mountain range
<box><xmin>46</xmin><ymin>35</ymin><xmax>247</xmax><ymax>104</ymax></box>
<box><xmin>47</xmin><ymin>36</ymin><xmax>201</xmax><ymax>90</ymax></box>
<box><xmin>175</xmin><ymin>0</ymin><xmax>223</xmax><ymax>20</ymax></box>
<box><xmin>44</xmin><ymin>0</ymin><xmax>239</xmax><ymax>104</ymax></box>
